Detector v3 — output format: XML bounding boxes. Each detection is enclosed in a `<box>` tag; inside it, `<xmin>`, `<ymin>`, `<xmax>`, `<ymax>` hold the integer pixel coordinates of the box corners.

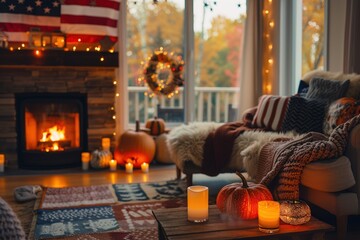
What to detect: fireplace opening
<box><xmin>16</xmin><ymin>93</ymin><xmax>88</xmax><ymax>169</ymax></box>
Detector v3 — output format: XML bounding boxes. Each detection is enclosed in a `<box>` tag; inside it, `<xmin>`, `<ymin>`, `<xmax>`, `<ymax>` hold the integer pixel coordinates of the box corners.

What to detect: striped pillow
<box><xmin>252</xmin><ymin>95</ymin><xmax>290</xmax><ymax>131</ymax></box>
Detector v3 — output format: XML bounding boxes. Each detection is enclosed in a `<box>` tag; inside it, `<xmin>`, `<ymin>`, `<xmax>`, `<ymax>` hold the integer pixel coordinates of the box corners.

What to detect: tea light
<box><xmin>187</xmin><ymin>185</ymin><xmax>208</xmax><ymax>223</ymax></box>
<box><xmin>109</xmin><ymin>159</ymin><xmax>117</xmax><ymax>171</ymax></box>
<box><xmin>141</xmin><ymin>162</ymin><xmax>149</xmax><ymax>173</ymax></box>
<box><xmin>125</xmin><ymin>162</ymin><xmax>133</xmax><ymax>173</ymax></box>
<box><xmin>102</xmin><ymin>138</ymin><xmax>111</xmax><ymax>150</ymax></box>
<box><xmin>81</xmin><ymin>152</ymin><xmax>90</xmax><ymax>171</ymax></box>
<box><xmin>258</xmin><ymin>200</ymin><xmax>280</xmax><ymax>233</ymax></box>
<box><xmin>0</xmin><ymin>154</ymin><xmax>4</xmax><ymax>173</ymax></box>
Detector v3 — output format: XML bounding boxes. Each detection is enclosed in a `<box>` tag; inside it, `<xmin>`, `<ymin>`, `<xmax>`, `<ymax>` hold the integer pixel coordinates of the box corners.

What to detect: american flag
<box><xmin>0</xmin><ymin>0</ymin><xmax>120</xmax><ymax>44</ymax></box>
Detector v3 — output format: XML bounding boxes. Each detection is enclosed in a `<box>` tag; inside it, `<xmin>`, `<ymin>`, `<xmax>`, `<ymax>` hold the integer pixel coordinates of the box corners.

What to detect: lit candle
<box><xmin>187</xmin><ymin>185</ymin><xmax>208</xmax><ymax>223</ymax></box>
<box><xmin>0</xmin><ymin>154</ymin><xmax>4</xmax><ymax>173</ymax></box>
<box><xmin>81</xmin><ymin>152</ymin><xmax>90</xmax><ymax>171</ymax></box>
<box><xmin>102</xmin><ymin>138</ymin><xmax>111</xmax><ymax>151</ymax></box>
<box><xmin>125</xmin><ymin>162</ymin><xmax>133</xmax><ymax>173</ymax></box>
<box><xmin>141</xmin><ymin>162</ymin><xmax>149</xmax><ymax>173</ymax></box>
<box><xmin>109</xmin><ymin>159</ymin><xmax>117</xmax><ymax>171</ymax></box>
<box><xmin>258</xmin><ymin>201</ymin><xmax>280</xmax><ymax>233</ymax></box>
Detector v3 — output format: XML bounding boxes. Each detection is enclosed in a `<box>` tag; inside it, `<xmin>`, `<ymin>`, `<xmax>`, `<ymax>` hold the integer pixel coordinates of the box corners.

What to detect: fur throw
<box><xmin>167</xmin><ymin>122</ymin><xmax>222</xmax><ymax>171</ymax></box>
<box><xmin>167</xmin><ymin>122</ymin><xmax>299</xmax><ymax>177</ymax></box>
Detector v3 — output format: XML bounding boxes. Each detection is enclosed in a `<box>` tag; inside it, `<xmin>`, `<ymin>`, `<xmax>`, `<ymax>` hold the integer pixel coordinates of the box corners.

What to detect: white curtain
<box><xmin>238</xmin><ymin>0</ymin><xmax>263</xmax><ymax>116</ymax></box>
<box><xmin>343</xmin><ymin>0</ymin><xmax>360</xmax><ymax>74</ymax></box>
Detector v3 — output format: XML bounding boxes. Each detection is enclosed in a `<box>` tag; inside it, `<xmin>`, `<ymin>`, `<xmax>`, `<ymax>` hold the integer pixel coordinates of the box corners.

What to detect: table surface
<box><xmin>152</xmin><ymin>205</ymin><xmax>335</xmax><ymax>240</ymax></box>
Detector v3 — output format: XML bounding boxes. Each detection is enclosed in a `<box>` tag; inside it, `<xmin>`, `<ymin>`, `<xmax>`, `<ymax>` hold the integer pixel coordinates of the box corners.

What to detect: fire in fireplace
<box><xmin>16</xmin><ymin>93</ymin><xmax>88</xmax><ymax>169</ymax></box>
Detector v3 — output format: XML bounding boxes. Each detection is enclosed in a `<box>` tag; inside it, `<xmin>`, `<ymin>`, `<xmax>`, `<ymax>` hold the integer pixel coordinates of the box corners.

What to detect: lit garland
<box><xmin>139</xmin><ymin>48</ymin><xmax>184</xmax><ymax>98</ymax></box>
<box><xmin>263</xmin><ymin>0</ymin><xmax>274</xmax><ymax>94</ymax></box>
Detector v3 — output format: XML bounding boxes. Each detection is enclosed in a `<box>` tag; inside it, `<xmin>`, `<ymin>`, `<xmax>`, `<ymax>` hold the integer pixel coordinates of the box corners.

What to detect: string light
<box><xmin>263</xmin><ymin>0</ymin><xmax>274</xmax><ymax>94</ymax></box>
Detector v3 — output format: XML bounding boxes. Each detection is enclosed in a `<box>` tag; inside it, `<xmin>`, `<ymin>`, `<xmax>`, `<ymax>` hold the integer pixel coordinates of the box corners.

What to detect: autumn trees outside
<box><xmin>127</xmin><ymin>0</ymin><xmax>324</xmax><ymax>89</ymax></box>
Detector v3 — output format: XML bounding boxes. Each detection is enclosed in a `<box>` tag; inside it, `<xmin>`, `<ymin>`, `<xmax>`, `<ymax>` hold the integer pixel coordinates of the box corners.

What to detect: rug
<box><xmin>40</xmin><ymin>185</ymin><xmax>117</xmax><ymax>209</ymax></box>
<box><xmin>45</xmin><ymin>199</ymin><xmax>187</xmax><ymax>240</ymax></box>
<box><xmin>34</xmin><ymin>206</ymin><xmax>119</xmax><ymax>239</ymax></box>
<box><xmin>30</xmin><ymin>179</ymin><xmax>187</xmax><ymax>240</ymax></box>
<box><xmin>113</xmin><ymin>179</ymin><xmax>186</xmax><ymax>202</ymax></box>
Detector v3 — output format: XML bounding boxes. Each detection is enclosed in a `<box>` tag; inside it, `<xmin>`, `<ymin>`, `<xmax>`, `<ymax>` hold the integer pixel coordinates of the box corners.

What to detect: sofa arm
<box><xmin>345</xmin><ymin>124</ymin><xmax>360</xmax><ymax>214</ymax></box>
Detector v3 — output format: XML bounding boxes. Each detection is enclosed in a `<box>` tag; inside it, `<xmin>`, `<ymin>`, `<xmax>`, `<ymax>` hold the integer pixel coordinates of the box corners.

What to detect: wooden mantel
<box><xmin>0</xmin><ymin>49</ymin><xmax>119</xmax><ymax>67</ymax></box>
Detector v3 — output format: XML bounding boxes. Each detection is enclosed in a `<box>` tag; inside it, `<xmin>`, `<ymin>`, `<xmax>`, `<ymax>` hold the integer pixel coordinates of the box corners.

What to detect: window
<box><xmin>126</xmin><ymin>0</ymin><xmax>246</xmax><ymax>125</ymax></box>
<box><xmin>127</xmin><ymin>0</ymin><xmax>185</xmax><ymax>125</ymax></box>
<box><xmin>302</xmin><ymin>0</ymin><xmax>325</xmax><ymax>76</ymax></box>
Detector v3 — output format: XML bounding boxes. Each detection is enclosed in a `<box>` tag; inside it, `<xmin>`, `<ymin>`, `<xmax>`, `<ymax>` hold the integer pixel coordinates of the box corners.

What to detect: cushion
<box><xmin>301</xmin><ymin>156</ymin><xmax>355</xmax><ymax>192</ymax></box>
<box><xmin>302</xmin><ymin>69</ymin><xmax>360</xmax><ymax>99</ymax></box>
<box><xmin>281</xmin><ymin>96</ymin><xmax>326</xmax><ymax>134</ymax></box>
<box><xmin>323</xmin><ymin>97</ymin><xmax>360</xmax><ymax>135</ymax></box>
<box><xmin>305</xmin><ymin>77</ymin><xmax>350</xmax><ymax>103</ymax></box>
<box><xmin>297</xmin><ymin>80</ymin><xmax>309</xmax><ymax>97</ymax></box>
<box><xmin>252</xmin><ymin>95</ymin><xmax>290</xmax><ymax>131</ymax></box>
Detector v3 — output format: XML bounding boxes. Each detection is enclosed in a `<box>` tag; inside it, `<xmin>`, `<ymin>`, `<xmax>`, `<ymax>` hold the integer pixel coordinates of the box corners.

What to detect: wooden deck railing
<box><xmin>128</xmin><ymin>86</ymin><xmax>240</xmax><ymax>124</ymax></box>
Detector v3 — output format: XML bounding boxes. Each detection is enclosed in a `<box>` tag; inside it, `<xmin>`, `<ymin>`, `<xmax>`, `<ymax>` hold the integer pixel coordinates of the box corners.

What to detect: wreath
<box><xmin>143</xmin><ymin>49</ymin><xmax>184</xmax><ymax>97</ymax></box>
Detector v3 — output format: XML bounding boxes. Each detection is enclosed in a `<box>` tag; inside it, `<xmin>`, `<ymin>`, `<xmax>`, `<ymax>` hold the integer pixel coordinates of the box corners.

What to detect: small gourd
<box><xmin>145</xmin><ymin>116</ymin><xmax>166</xmax><ymax>136</ymax></box>
<box><xmin>216</xmin><ymin>172</ymin><xmax>273</xmax><ymax>219</ymax></box>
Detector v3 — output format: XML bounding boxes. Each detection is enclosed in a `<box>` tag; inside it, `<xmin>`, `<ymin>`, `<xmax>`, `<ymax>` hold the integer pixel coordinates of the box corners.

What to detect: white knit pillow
<box><xmin>252</xmin><ymin>95</ymin><xmax>290</xmax><ymax>131</ymax></box>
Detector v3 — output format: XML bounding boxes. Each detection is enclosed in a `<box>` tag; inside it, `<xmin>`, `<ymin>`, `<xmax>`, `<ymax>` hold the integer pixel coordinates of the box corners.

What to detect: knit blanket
<box><xmin>257</xmin><ymin>114</ymin><xmax>360</xmax><ymax>200</ymax></box>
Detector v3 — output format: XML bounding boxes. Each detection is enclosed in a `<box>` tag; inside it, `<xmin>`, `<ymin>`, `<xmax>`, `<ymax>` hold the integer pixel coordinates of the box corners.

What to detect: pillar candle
<box><xmin>125</xmin><ymin>162</ymin><xmax>133</xmax><ymax>173</ymax></box>
<box><xmin>109</xmin><ymin>159</ymin><xmax>117</xmax><ymax>171</ymax></box>
<box><xmin>141</xmin><ymin>162</ymin><xmax>149</xmax><ymax>173</ymax></box>
<box><xmin>258</xmin><ymin>201</ymin><xmax>280</xmax><ymax>233</ymax></box>
<box><xmin>187</xmin><ymin>185</ymin><xmax>208</xmax><ymax>223</ymax></box>
<box><xmin>0</xmin><ymin>154</ymin><xmax>4</xmax><ymax>173</ymax></box>
<box><xmin>81</xmin><ymin>152</ymin><xmax>90</xmax><ymax>171</ymax></box>
<box><xmin>102</xmin><ymin>138</ymin><xmax>111</xmax><ymax>150</ymax></box>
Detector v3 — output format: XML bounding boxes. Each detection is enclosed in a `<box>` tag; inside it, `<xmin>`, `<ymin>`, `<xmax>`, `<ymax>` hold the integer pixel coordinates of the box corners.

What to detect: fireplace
<box><xmin>16</xmin><ymin>93</ymin><xmax>88</xmax><ymax>169</ymax></box>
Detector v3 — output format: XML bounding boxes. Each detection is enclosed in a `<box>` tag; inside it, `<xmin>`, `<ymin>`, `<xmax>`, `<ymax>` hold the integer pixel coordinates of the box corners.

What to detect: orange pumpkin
<box><xmin>216</xmin><ymin>172</ymin><xmax>273</xmax><ymax>219</ymax></box>
<box><xmin>114</xmin><ymin>121</ymin><xmax>155</xmax><ymax>168</ymax></box>
<box><xmin>145</xmin><ymin>116</ymin><xmax>166</xmax><ymax>136</ymax></box>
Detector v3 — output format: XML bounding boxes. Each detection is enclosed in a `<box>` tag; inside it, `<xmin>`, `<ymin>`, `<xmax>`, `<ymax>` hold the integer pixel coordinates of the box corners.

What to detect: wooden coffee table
<box><xmin>152</xmin><ymin>205</ymin><xmax>335</xmax><ymax>240</ymax></box>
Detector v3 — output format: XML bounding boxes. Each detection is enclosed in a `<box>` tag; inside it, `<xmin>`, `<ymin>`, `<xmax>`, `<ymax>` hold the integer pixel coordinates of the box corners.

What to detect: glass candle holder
<box><xmin>187</xmin><ymin>185</ymin><xmax>208</xmax><ymax>223</ymax></box>
<box><xmin>258</xmin><ymin>200</ymin><xmax>280</xmax><ymax>233</ymax></box>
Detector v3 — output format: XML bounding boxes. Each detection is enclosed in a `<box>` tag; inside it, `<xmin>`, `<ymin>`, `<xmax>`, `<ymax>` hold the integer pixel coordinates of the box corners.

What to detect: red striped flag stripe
<box><xmin>61</xmin><ymin>15</ymin><xmax>117</xmax><ymax>27</ymax></box>
<box><xmin>63</xmin><ymin>0</ymin><xmax>120</xmax><ymax>10</ymax></box>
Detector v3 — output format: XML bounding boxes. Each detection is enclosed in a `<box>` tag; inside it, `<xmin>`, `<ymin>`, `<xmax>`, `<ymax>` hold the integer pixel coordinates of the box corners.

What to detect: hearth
<box><xmin>15</xmin><ymin>93</ymin><xmax>88</xmax><ymax>169</ymax></box>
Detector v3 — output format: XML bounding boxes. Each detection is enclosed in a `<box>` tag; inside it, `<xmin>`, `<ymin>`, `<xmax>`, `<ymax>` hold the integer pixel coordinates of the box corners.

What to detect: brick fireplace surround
<box><xmin>0</xmin><ymin>64</ymin><xmax>117</xmax><ymax>169</ymax></box>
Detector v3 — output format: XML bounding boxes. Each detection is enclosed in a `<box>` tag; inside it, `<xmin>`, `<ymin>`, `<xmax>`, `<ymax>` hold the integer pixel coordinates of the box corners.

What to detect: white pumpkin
<box><xmin>155</xmin><ymin>133</ymin><xmax>173</xmax><ymax>164</ymax></box>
